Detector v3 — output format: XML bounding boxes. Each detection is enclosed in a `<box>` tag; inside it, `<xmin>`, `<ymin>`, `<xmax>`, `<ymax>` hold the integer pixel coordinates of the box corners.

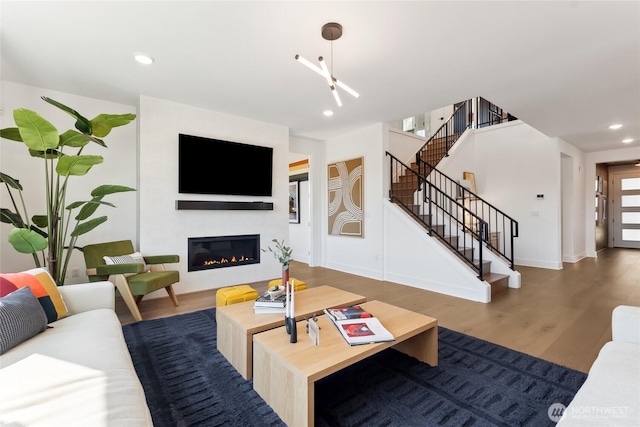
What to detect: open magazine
<box><xmin>324</xmin><ymin>305</ymin><xmax>374</xmax><ymax>321</ymax></box>
<box><xmin>324</xmin><ymin>306</ymin><xmax>395</xmax><ymax>346</ymax></box>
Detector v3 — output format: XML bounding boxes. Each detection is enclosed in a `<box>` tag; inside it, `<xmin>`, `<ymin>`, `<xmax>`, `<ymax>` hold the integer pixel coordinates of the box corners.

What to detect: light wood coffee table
<box><xmin>252</xmin><ymin>300</ymin><xmax>438</xmax><ymax>427</ymax></box>
<box><xmin>216</xmin><ymin>285</ymin><xmax>366</xmax><ymax>380</ymax></box>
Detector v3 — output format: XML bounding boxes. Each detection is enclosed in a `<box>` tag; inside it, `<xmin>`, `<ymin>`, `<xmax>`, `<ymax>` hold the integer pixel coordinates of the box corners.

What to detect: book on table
<box><xmin>254</xmin><ymin>305</ymin><xmax>287</xmax><ymax>314</ymax></box>
<box><xmin>324</xmin><ymin>306</ymin><xmax>395</xmax><ymax>346</ymax></box>
<box><xmin>254</xmin><ymin>294</ymin><xmax>286</xmax><ymax>308</ymax></box>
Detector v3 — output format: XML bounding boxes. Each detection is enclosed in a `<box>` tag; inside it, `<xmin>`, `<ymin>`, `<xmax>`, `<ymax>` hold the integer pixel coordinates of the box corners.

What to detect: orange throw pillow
<box><xmin>0</xmin><ymin>268</ymin><xmax>68</xmax><ymax>323</ymax></box>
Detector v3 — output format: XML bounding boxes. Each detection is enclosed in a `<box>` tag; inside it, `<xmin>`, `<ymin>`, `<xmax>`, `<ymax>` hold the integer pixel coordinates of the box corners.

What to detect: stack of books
<box><xmin>253</xmin><ymin>294</ymin><xmax>287</xmax><ymax>314</ymax></box>
<box><xmin>324</xmin><ymin>305</ymin><xmax>395</xmax><ymax>346</ymax></box>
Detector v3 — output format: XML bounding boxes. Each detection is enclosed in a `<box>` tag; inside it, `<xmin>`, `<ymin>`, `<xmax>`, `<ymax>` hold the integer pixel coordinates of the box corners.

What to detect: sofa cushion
<box><xmin>0</xmin><ymin>287</ymin><xmax>48</xmax><ymax>354</ymax></box>
<box><xmin>0</xmin><ymin>268</ymin><xmax>68</xmax><ymax>323</ymax></box>
<box><xmin>0</xmin><ymin>353</ymin><xmax>111</xmax><ymax>425</ymax></box>
<box><xmin>558</xmin><ymin>341</ymin><xmax>640</xmax><ymax>425</ymax></box>
<box><xmin>0</xmin><ymin>308</ymin><xmax>153</xmax><ymax>426</ymax></box>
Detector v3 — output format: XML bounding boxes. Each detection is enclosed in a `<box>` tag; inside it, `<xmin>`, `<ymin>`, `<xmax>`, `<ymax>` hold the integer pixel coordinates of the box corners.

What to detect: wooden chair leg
<box><xmin>165</xmin><ymin>285</ymin><xmax>179</xmax><ymax>306</ymax></box>
<box><xmin>111</xmin><ymin>274</ymin><xmax>142</xmax><ymax>321</ymax></box>
<box><xmin>135</xmin><ymin>295</ymin><xmax>144</xmax><ymax>305</ymax></box>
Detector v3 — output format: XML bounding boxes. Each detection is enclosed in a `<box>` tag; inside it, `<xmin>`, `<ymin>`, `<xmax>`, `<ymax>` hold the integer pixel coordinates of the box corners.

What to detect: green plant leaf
<box><xmin>65</xmin><ymin>201</ymin><xmax>86</xmax><ymax>210</ymax></box>
<box><xmin>74</xmin><ymin>198</ymin><xmax>112</xmax><ymax>221</ymax></box>
<box><xmin>56</xmin><ymin>154</ymin><xmax>103</xmax><ymax>176</ymax></box>
<box><xmin>91</xmin><ymin>184</ymin><xmax>136</xmax><ymax>197</ymax></box>
<box><xmin>41</xmin><ymin>96</ymin><xmax>92</xmax><ymax>135</ymax></box>
<box><xmin>0</xmin><ymin>208</ymin><xmax>25</xmax><ymax>227</ymax></box>
<box><xmin>32</xmin><ymin>215</ymin><xmax>48</xmax><ymax>228</ymax></box>
<box><xmin>71</xmin><ymin>216</ymin><xmax>107</xmax><ymax>237</ymax></box>
<box><xmin>0</xmin><ymin>127</ymin><xmax>23</xmax><ymax>141</ymax></box>
<box><xmin>88</xmin><ymin>135</ymin><xmax>107</xmax><ymax>147</ymax></box>
<box><xmin>75</xmin><ymin>202</ymin><xmax>99</xmax><ymax>220</ymax></box>
<box><xmin>28</xmin><ymin>148</ymin><xmax>60</xmax><ymax>159</ymax></box>
<box><xmin>59</xmin><ymin>129</ymin><xmax>91</xmax><ymax>148</ymax></box>
<box><xmin>90</xmin><ymin>113</ymin><xmax>136</xmax><ymax>138</ymax></box>
<box><xmin>0</xmin><ymin>172</ymin><xmax>22</xmax><ymax>190</ymax></box>
<box><xmin>72</xmin><ymin>199</ymin><xmax>117</xmax><ymax>219</ymax></box>
<box><xmin>13</xmin><ymin>108</ymin><xmax>59</xmax><ymax>151</ymax></box>
<box><xmin>8</xmin><ymin>228</ymin><xmax>48</xmax><ymax>253</ymax></box>
<box><xmin>29</xmin><ymin>224</ymin><xmax>48</xmax><ymax>239</ymax></box>
<box><xmin>263</xmin><ymin>239</ymin><xmax>293</xmax><ymax>266</ymax></box>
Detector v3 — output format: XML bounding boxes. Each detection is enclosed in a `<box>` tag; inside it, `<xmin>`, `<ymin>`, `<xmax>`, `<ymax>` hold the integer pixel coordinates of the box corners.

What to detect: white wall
<box><xmin>558</xmin><ymin>139</ymin><xmax>587</xmax><ymax>263</ymax></box>
<box><xmin>324</xmin><ymin>123</ymin><xmax>387</xmax><ymax>280</ymax></box>
<box><xmin>388</xmin><ymin>128</ymin><xmax>426</xmax><ymax>165</ymax></box>
<box><xmin>0</xmin><ymin>81</ymin><xmax>137</xmax><ymax>282</ymax></box>
<box><xmin>137</xmin><ymin>96</ymin><xmax>290</xmax><ymax>297</ymax></box>
<box><xmin>438</xmin><ymin>121</ymin><xmax>563</xmax><ymax>269</ymax></box>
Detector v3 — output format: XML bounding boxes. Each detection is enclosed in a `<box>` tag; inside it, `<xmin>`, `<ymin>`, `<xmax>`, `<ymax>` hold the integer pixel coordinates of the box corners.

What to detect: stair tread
<box><xmin>483</xmin><ymin>272</ymin><xmax>509</xmax><ymax>282</ymax></box>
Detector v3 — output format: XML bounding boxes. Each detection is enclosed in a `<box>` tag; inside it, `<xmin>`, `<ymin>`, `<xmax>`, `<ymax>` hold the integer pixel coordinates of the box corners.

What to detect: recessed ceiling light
<box><xmin>323</xmin><ymin>110</ymin><xmax>334</xmax><ymax>117</ymax></box>
<box><xmin>622</xmin><ymin>138</ymin><xmax>634</xmax><ymax>143</ymax></box>
<box><xmin>134</xmin><ymin>54</ymin><xmax>154</xmax><ymax>65</ymax></box>
<box><xmin>609</xmin><ymin>124</ymin><xmax>622</xmax><ymax>130</ymax></box>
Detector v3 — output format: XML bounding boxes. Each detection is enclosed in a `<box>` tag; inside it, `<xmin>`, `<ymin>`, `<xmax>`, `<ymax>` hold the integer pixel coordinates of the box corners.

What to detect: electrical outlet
<box><xmin>71</xmin><ymin>267</ymin><xmax>80</xmax><ymax>278</ymax></box>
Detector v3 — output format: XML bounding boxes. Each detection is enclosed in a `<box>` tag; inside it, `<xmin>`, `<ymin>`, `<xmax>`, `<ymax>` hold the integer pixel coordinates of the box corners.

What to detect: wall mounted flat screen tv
<box><xmin>179</xmin><ymin>133</ymin><xmax>273</xmax><ymax>196</ymax></box>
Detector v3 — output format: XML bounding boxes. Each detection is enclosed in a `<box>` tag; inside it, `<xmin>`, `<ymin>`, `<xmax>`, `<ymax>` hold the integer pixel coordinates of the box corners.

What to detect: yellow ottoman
<box><xmin>267</xmin><ymin>278</ymin><xmax>308</xmax><ymax>291</ymax></box>
<box><xmin>216</xmin><ymin>285</ymin><xmax>259</xmax><ymax>307</ymax></box>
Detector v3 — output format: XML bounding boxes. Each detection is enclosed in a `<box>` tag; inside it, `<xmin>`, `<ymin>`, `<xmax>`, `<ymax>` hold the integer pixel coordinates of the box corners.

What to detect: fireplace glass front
<box><xmin>188</xmin><ymin>234</ymin><xmax>260</xmax><ymax>272</ymax></box>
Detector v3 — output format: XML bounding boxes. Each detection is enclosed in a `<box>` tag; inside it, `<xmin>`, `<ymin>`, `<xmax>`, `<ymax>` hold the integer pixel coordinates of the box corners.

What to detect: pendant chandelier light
<box><xmin>295</xmin><ymin>22</ymin><xmax>359</xmax><ymax>107</ymax></box>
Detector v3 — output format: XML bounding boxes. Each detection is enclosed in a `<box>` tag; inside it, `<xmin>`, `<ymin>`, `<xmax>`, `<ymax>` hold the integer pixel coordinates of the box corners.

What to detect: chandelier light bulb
<box><xmin>294</xmin><ymin>22</ymin><xmax>359</xmax><ymax>107</ymax></box>
<box><xmin>295</xmin><ymin>54</ymin><xmax>325</xmax><ymax>77</ymax></box>
<box><xmin>334</xmin><ymin>78</ymin><xmax>360</xmax><ymax>98</ymax></box>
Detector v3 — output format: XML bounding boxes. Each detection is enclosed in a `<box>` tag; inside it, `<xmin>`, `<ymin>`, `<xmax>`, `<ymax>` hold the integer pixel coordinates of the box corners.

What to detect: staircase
<box><xmin>387</xmin><ymin>99</ymin><xmax>518</xmax><ymax>299</ymax></box>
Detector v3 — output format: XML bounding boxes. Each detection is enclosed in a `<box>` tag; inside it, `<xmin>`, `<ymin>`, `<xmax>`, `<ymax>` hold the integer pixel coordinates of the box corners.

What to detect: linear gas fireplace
<box><xmin>188</xmin><ymin>234</ymin><xmax>260</xmax><ymax>272</ymax></box>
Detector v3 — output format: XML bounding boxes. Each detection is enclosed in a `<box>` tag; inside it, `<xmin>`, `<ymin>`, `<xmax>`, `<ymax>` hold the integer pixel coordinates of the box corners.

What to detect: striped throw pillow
<box><xmin>0</xmin><ymin>286</ymin><xmax>48</xmax><ymax>354</ymax></box>
<box><xmin>103</xmin><ymin>251</ymin><xmax>149</xmax><ymax>273</ymax></box>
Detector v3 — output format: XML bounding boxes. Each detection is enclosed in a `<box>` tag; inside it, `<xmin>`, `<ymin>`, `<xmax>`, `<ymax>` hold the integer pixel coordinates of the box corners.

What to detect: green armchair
<box><xmin>82</xmin><ymin>240</ymin><xmax>180</xmax><ymax>321</ymax></box>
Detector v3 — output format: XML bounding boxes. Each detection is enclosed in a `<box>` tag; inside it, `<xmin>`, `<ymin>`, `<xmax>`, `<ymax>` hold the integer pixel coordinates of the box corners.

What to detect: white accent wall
<box><xmin>137</xmin><ymin>96</ymin><xmax>289</xmax><ymax>297</ymax></box>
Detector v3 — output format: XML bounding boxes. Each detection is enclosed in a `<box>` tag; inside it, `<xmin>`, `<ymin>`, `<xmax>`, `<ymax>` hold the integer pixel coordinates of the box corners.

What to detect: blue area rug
<box><xmin>123</xmin><ymin>308</ymin><xmax>586</xmax><ymax>426</ymax></box>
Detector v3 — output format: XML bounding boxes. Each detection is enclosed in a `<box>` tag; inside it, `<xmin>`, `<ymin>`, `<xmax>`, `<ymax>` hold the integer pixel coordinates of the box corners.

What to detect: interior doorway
<box><xmin>289</xmin><ymin>154</ymin><xmax>311</xmax><ymax>264</ymax></box>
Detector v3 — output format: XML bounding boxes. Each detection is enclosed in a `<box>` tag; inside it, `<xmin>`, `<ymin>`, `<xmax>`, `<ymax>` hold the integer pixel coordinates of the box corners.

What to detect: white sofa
<box><xmin>0</xmin><ymin>281</ymin><xmax>153</xmax><ymax>426</ymax></box>
<box><xmin>558</xmin><ymin>305</ymin><xmax>640</xmax><ymax>426</ymax></box>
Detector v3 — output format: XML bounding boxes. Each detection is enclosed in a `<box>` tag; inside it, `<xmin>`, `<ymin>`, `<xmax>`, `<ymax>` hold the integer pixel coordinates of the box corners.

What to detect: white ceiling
<box><xmin>1</xmin><ymin>1</ymin><xmax>639</xmax><ymax>154</ymax></box>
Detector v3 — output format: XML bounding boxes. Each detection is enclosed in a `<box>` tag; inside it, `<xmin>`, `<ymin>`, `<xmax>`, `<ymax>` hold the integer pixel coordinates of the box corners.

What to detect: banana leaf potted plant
<box><xmin>0</xmin><ymin>96</ymin><xmax>136</xmax><ymax>285</ymax></box>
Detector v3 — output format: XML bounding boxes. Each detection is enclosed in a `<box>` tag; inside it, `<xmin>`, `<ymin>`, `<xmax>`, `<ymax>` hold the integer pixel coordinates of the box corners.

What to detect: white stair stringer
<box><xmin>383</xmin><ymin>200</ymin><xmax>491</xmax><ymax>303</ymax></box>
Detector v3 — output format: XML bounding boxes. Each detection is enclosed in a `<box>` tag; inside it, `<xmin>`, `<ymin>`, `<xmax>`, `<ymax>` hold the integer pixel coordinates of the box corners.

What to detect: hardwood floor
<box><xmin>116</xmin><ymin>247</ymin><xmax>640</xmax><ymax>373</ymax></box>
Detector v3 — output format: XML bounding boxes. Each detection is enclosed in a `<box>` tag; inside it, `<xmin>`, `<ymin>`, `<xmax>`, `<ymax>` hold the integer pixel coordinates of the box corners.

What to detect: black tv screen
<box><xmin>178</xmin><ymin>134</ymin><xmax>273</xmax><ymax>196</ymax></box>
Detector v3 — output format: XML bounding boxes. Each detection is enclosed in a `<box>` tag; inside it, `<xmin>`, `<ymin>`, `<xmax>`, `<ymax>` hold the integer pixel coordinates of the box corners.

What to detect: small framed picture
<box><xmin>289</xmin><ymin>181</ymin><xmax>300</xmax><ymax>224</ymax></box>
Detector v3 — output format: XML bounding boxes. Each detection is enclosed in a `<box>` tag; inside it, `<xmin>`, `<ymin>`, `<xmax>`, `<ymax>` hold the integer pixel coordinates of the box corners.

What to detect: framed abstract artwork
<box><xmin>328</xmin><ymin>157</ymin><xmax>364</xmax><ymax>237</ymax></box>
